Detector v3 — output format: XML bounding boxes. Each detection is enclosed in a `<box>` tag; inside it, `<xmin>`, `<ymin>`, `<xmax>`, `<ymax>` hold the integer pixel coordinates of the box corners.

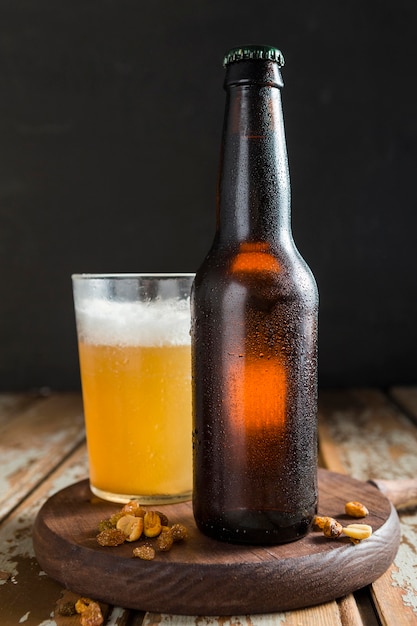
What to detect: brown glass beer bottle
<box><xmin>191</xmin><ymin>45</ymin><xmax>319</xmax><ymax>545</ymax></box>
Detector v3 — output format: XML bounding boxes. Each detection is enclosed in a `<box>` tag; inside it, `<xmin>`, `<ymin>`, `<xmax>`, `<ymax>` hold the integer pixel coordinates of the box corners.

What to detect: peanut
<box><xmin>322</xmin><ymin>517</ymin><xmax>343</xmax><ymax>538</ymax></box>
<box><xmin>121</xmin><ymin>500</ymin><xmax>145</xmax><ymax>518</ymax></box>
<box><xmin>342</xmin><ymin>523</ymin><xmax>373</xmax><ymax>541</ymax></box>
<box><xmin>75</xmin><ymin>597</ymin><xmax>104</xmax><ymax>626</ymax></box>
<box><xmin>95</xmin><ymin>504</ymin><xmax>189</xmax><ymax>558</ymax></box>
<box><xmin>313</xmin><ymin>515</ymin><xmax>329</xmax><ymax>530</ymax></box>
<box><xmin>345</xmin><ymin>501</ymin><xmax>369</xmax><ymax>518</ymax></box>
<box><xmin>116</xmin><ymin>514</ymin><xmax>144</xmax><ymax>541</ymax></box>
<box><xmin>144</xmin><ymin>511</ymin><xmax>162</xmax><ymax>537</ymax></box>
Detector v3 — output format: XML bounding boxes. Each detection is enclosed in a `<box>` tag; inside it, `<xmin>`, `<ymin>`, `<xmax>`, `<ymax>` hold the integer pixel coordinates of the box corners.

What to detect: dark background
<box><xmin>0</xmin><ymin>0</ymin><xmax>416</xmax><ymax>391</ymax></box>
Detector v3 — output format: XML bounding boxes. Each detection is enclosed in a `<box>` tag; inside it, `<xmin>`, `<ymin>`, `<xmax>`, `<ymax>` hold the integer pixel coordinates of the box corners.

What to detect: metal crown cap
<box><xmin>223</xmin><ymin>45</ymin><xmax>285</xmax><ymax>68</ymax></box>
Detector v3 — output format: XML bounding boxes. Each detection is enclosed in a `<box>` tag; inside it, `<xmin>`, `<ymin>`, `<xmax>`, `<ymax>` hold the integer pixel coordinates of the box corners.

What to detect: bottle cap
<box><xmin>223</xmin><ymin>45</ymin><xmax>285</xmax><ymax>68</ymax></box>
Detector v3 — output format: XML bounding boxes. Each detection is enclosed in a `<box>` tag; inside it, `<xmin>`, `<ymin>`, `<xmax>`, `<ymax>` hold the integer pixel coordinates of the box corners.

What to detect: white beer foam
<box><xmin>75</xmin><ymin>298</ymin><xmax>191</xmax><ymax>347</ymax></box>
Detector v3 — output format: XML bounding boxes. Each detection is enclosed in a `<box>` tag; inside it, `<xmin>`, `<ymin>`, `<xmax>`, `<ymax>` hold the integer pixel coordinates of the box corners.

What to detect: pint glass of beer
<box><xmin>72</xmin><ymin>273</ymin><xmax>194</xmax><ymax>504</ymax></box>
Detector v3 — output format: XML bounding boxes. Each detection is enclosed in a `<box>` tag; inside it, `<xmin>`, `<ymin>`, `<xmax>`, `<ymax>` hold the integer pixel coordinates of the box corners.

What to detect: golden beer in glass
<box><xmin>72</xmin><ymin>273</ymin><xmax>193</xmax><ymax>504</ymax></box>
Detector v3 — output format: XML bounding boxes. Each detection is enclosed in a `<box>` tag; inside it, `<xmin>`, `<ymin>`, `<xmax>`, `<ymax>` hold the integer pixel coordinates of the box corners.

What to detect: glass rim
<box><xmin>72</xmin><ymin>272</ymin><xmax>195</xmax><ymax>280</ymax></box>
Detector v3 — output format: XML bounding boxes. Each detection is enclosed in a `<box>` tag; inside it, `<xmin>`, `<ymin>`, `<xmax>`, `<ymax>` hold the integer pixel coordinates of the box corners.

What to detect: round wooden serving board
<box><xmin>33</xmin><ymin>469</ymin><xmax>400</xmax><ymax>615</ymax></box>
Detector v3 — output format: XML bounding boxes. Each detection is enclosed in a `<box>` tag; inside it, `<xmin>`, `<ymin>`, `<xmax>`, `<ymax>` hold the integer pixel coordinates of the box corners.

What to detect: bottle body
<box><xmin>192</xmin><ymin>47</ymin><xmax>318</xmax><ymax>545</ymax></box>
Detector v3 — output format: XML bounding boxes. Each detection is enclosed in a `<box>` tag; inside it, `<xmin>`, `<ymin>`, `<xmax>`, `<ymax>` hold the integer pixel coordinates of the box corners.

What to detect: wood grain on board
<box><xmin>33</xmin><ymin>469</ymin><xmax>399</xmax><ymax>615</ymax></box>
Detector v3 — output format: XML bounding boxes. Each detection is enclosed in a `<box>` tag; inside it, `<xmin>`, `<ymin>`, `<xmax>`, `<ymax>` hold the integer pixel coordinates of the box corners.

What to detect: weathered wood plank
<box><xmin>319</xmin><ymin>388</ymin><xmax>417</xmax><ymax>482</ymax></box>
<box><xmin>337</xmin><ymin>592</ymin><xmax>372</xmax><ymax>626</ymax></box>
<box><xmin>0</xmin><ymin>444</ymin><xmax>88</xmax><ymax>625</ymax></box>
<box><xmin>143</xmin><ymin>602</ymin><xmax>343</xmax><ymax>626</ymax></box>
<box><xmin>2</xmin><ymin>389</ymin><xmax>415</xmax><ymax>624</ymax></box>
<box><xmin>390</xmin><ymin>386</ymin><xmax>417</xmax><ymax>425</ymax></box>
<box><xmin>0</xmin><ymin>392</ymin><xmax>85</xmax><ymax>522</ymax></box>
<box><xmin>0</xmin><ymin>441</ymin><xmax>135</xmax><ymax>626</ymax></box>
<box><xmin>0</xmin><ymin>398</ymin><xmax>138</xmax><ymax>626</ymax></box>
<box><xmin>0</xmin><ymin>392</ymin><xmax>38</xmax><ymax>427</ymax></box>
<box><xmin>318</xmin><ymin>388</ymin><xmax>417</xmax><ymax>625</ymax></box>
<box><xmin>371</xmin><ymin>559</ymin><xmax>417</xmax><ymax>626</ymax></box>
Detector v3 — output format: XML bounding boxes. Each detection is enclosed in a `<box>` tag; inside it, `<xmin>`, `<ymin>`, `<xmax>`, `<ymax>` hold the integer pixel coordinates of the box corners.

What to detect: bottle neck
<box><xmin>217</xmin><ymin>62</ymin><xmax>292</xmax><ymax>248</ymax></box>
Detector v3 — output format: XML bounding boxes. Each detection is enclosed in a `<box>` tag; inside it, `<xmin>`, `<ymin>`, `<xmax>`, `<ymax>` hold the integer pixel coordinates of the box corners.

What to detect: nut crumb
<box><xmin>57</xmin><ymin>601</ymin><xmax>77</xmax><ymax>616</ymax></box>
<box><xmin>96</xmin><ymin>528</ymin><xmax>126</xmax><ymax>547</ymax></box>
<box><xmin>96</xmin><ymin>503</ymin><xmax>188</xmax><ymax>557</ymax></box>
<box><xmin>121</xmin><ymin>500</ymin><xmax>145</xmax><ymax>518</ymax></box>
<box><xmin>75</xmin><ymin>597</ymin><xmax>103</xmax><ymax>626</ymax></box>
<box><xmin>322</xmin><ymin>517</ymin><xmax>343</xmax><ymax>538</ymax></box>
<box><xmin>345</xmin><ymin>501</ymin><xmax>369</xmax><ymax>518</ymax></box>
<box><xmin>156</xmin><ymin>529</ymin><xmax>174</xmax><ymax>552</ymax></box>
<box><xmin>171</xmin><ymin>523</ymin><xmax>188</xmax><ymax>542</ymax></box>
<box><xmin>313</xmin><ymin>515</ymin><xmax>329</xmax><ymax>530</ymax></box>
<box><xmin>133</xmin><ymin>544</ymin><xmax>156</xmax><ymax>560</ymax></box>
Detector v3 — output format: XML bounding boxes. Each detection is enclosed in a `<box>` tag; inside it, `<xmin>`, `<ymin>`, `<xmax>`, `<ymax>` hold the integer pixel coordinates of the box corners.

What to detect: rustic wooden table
<box><xmin>0</xmin><ymin>388</ymin><xmax>417</xmax><ymax>625</ymax></box>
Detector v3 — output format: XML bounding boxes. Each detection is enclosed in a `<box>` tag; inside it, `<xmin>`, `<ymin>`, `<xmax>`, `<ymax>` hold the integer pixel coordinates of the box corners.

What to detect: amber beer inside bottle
<box><xmin>191</xmin><ymin>46</ymin><xmax>318</xmax><ymax>545</ymax></box>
